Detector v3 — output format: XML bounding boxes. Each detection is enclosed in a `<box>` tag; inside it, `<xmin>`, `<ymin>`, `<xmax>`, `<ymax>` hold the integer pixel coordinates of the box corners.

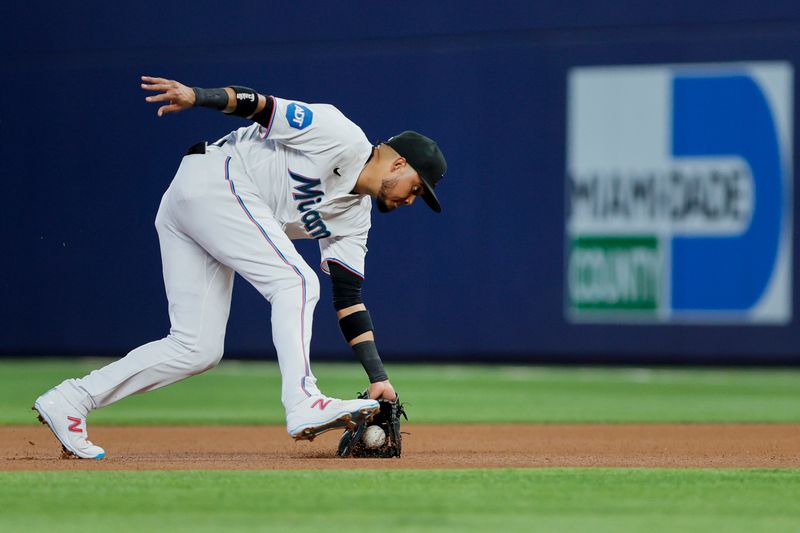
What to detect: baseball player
<box><xmin>32</xmin><ymin>76</ymin><xmax>447</xmax><ymax>459</ymax></box>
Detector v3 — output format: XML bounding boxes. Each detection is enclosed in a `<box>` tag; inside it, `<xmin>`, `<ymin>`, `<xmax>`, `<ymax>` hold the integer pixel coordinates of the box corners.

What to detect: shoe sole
<box><xmin>291</xmin><ymin>405</ymin><xmax>380</xmax><ymax>442</ymax></box>
<box><xmin>32</xmin><ymin>404</ymin><xmax>105</xmax><ymax>460</ymax></box>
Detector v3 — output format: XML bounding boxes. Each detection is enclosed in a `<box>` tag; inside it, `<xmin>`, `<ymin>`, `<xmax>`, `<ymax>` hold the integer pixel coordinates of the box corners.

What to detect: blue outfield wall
<box><xmin>2</xmin><ymin>1</ymin><xmax>800</xmax><ymax>363</ymax></box>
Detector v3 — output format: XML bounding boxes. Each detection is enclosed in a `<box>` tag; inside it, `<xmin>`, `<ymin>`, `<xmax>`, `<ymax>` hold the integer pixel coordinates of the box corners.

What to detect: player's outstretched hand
<box><xmin>141</xmin><ymin>75</ymin><xmax>196</xmax><ymax>117</ymax></box>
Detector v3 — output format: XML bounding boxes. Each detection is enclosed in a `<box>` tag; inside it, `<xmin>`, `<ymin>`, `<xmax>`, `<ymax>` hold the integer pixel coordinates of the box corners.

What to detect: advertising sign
<box><xmin>566</xmin><ymin>63</ymin><xmax>793</xmax><ymax>323</ymax></box>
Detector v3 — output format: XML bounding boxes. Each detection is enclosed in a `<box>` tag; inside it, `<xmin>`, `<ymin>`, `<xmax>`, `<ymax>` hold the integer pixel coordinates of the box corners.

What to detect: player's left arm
<box><xmin>329</xmin><ymin>262</ymin><xmax>397</xmax><ymax>401</ymax></box>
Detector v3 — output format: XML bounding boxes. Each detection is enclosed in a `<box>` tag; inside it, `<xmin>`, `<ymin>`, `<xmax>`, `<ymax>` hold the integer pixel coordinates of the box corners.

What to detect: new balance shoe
<box><xmin>287</xmin><ymin>395</ymin><xmax>379</xmax><ymax>441</ymax></box>
<box><xmin>33</xmin><ymin>388</ymin><xmax>105</xmax><ymax>459</ymax></box>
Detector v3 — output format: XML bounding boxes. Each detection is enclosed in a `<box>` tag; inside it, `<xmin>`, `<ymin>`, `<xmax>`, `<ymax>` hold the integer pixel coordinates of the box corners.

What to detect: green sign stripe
<box><xmin>568</xmin><ymin>236</ymin><xmax>660</xmax><ymax>311</ymax></box>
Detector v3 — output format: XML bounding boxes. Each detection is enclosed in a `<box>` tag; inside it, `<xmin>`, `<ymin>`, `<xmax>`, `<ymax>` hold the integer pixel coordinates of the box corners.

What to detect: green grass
<box><xmin>1</xmin><ymin>359</ymin><xmax>799</xmax><ymax>424</ymax></box>
<box><xmin>2</xmin><ymin>469</ymin><xmax>799</xmax><ymax>532</ymax></box>
<box><xmin>3</xmin><ymin>360</ymin><xmax>799</xmax><ymax>532</ymax></box>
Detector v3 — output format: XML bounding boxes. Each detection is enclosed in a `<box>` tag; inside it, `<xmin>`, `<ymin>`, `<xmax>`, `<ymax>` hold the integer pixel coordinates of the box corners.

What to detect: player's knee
<box><xmin>167</xmin><ymin>333</ymin><xmax>224</xmax><ymax>374</ymax></box>
<box><xmin>197</xmin><ymin>334</ymin><xmax>225</xmax><ymax>369</ymax></box>
<box><xmin>270</xmin><ymin>268</ymin><xmax>319</xmax><ymax>305</ymax></box>
<box><xmin>200</xmin><ymin>349</ymin><xmax>224</xmax><ymax>372</ymax></box>
<box><xmin>188</xmin><ymin>342</ymin><xmax>224</xmax><ymax>374</ymax></box>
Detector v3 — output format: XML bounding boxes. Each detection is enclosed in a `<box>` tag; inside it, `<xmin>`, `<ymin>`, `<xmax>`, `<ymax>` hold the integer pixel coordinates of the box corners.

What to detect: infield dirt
<box><xmin>2</xmin><ymin>424</ymin><xmax>799</xmax><ymax>471</ymax></box>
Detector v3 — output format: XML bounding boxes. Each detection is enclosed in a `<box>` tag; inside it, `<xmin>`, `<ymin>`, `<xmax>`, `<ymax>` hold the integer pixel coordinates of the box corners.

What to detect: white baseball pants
<box><xmin>66</xmin><ymin>149</ymin><xmax>322</xmax><ymax>415</ymax></box>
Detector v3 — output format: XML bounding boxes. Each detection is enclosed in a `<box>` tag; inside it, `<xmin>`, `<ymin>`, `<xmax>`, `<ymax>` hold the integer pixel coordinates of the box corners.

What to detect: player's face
<box><xmin>376</xmin><ymin>167</ymin><xmax>425</xmax><ymax>213</ymax></box>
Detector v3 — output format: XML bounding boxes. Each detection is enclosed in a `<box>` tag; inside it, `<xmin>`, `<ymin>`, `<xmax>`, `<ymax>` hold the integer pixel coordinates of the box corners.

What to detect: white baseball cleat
<box><xmin>287</xmin><ymin>395</ymin><xmax>380</xmax><ymax>441</ymax></box>
<box><xmin>33</xmin><ymin>388</ymin><xmax>105</xmax><ymax>460</ymax></box>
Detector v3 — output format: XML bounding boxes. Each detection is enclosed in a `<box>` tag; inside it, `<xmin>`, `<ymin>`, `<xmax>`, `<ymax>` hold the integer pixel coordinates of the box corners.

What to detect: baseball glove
<box><xmin>336</xmin><ymin>391</ymin><xmax>407</xmax><ymax>458</ymax></box>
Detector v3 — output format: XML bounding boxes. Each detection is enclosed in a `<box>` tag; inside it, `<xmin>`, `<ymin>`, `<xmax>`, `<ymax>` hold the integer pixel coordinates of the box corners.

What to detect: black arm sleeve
<box><xmin>250</xmin><ymin>95</ymin><xmax>276</xmax><ymax>129</ymax></box>
<box><xmin>192</xmin><ymin>87</ymin><xmax>274</xmax><ymax>127</ymax></box>
<box><xmin>329</xmin><ymin>261</ymin><xmax>363</xmax><ymax>310</ymax></box>
<box><xmin>329</xmin><ymin>262</ymin><xmax>388</xmax><ymax>382</ymax></box>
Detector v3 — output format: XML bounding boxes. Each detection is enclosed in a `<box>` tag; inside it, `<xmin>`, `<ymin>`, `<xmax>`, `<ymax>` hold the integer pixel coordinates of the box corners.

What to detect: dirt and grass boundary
<box><xmin>3</xmin><ymin>423</ymin><xmax>798</xmax><ymax>471</ymax></box>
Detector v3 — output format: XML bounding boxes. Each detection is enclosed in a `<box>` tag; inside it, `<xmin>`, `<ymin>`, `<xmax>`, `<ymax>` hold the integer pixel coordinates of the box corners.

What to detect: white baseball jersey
<box><xmin>216</xmin><ymin>96</ymin><xmax>373</xmax><ymax>277</ymax></box>
<box><xmin>58</xmin><ymin>93</ymin><xmax>380</xmax><ymax>428</ymax></box>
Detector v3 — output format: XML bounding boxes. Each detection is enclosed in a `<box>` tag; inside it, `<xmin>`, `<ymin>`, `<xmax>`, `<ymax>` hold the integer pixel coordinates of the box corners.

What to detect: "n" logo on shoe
<box><xmin>67</xmin><ymin>416</ymin><xmax>83</xmax><ymax>433</ymax></box>
<box><xmin>310</xmin><ymin>399</ymin><xmax>332</xmax><ymax>410</ymax></box>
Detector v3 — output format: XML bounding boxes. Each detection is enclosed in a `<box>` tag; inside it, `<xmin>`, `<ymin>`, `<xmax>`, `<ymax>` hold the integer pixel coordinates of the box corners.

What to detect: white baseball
<box><xmin>362</xmin><ymin>425</ymin><xmax>386</xmax><ymax>448</ymax></box>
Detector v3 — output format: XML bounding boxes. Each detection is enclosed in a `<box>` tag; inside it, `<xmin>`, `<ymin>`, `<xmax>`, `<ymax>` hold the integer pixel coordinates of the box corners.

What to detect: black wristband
<box><xmin>353</xmin><ymin>340</ymin><xmax>388</xmax><ymax>383</ymax></box>
<box><xmin>192</xmin><ymin>87</ymin><xmax>229</xmax><ymax>110</ymax></box>
<box><xmin>339</xmin><ymin>310</ymin><xmax>374</xmax><ymax>343</ymax></box>
<box><xmin>226</xmin><ymin>86</ymin><xmax>259</xmax><ymax>118</ymax></box>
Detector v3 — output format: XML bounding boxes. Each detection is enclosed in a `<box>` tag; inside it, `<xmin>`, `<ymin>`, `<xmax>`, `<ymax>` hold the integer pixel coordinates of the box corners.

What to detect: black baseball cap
<box><xmin>385</xmin><ymin>131</ymin><xmax>447</xmax><ymax>213</ymax></box>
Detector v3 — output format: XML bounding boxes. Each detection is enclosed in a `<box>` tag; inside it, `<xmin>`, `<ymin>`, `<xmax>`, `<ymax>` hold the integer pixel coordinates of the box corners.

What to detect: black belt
<box><xmin>185</xmin><ymin>139</ymin><xmax>227</xmax><ymax>156</ymax></box>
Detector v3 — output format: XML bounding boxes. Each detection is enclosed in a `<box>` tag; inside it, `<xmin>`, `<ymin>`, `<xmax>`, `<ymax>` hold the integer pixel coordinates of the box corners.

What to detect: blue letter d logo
<box><xmin>671</xmin><ymin>73</ymin><xmax>784</xmax><ymax>312</ymax></box>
